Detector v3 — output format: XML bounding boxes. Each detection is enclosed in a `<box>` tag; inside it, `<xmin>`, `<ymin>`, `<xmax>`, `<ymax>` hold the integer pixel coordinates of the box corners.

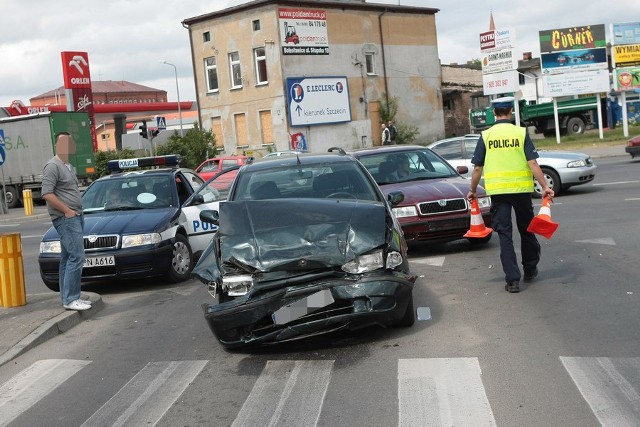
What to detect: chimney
<box><xmin>523</xmin><ymin>52</ymin><xmax>532</xmax><ymax>60</ymax></box>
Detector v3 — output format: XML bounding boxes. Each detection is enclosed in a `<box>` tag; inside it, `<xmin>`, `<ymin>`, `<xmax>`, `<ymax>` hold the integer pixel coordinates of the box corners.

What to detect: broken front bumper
<box><xmin>202</xmin><ymin>271</ymin><xmax>416</xmax><ymax>349</ymax></box>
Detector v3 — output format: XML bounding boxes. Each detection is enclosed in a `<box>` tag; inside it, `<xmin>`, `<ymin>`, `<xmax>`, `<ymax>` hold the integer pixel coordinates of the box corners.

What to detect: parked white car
<box><xmin>427</xmin><ymin>134</ymin><xmax>598</xmax><ymax>197</ymax></box>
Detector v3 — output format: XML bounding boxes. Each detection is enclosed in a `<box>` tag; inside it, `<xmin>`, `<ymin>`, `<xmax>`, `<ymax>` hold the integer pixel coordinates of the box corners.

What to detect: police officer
<box><xmin>467</xmin><ymin>96</ymin><xmax>554</xmax><ymax>293</ymax></box>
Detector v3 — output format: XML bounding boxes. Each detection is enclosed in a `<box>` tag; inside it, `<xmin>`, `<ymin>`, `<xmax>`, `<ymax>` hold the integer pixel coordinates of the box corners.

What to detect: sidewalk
<box><xmin>0</xmin><ymin>205</ymin><xmax>103</xmax><ymax>367</ymax></box>
<box><xmin>0</xmin><ymin>141</ymin><xmax>627</xmax><ymax>367</ymax></box>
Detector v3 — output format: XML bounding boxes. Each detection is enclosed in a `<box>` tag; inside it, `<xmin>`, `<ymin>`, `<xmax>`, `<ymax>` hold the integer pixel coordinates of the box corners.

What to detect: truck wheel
<box><xmin>566</xmin><ymin>117</ymin><xmax>585</xmax><ymax>135</ymax></box>
<box><xmin>533</xmin><ymin>168</ymin><xmax>560</xmax><ymax>198</ymax></box>
<box><xmin>5</xmin><ymin>186</ymin><xmax>21</xmax><ymax>209</ymax></box>
<box><xmin>168</xmin><ymin>234</ymin><xmax>193</xmax><ymax>283</ymax></box>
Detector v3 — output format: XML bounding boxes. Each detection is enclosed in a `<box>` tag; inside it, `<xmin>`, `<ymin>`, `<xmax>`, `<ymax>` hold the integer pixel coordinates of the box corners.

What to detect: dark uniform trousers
<box><xmin>490</xmin><ymin>193</ymin><xmax>540</xmax><ymax>283</ymax></box>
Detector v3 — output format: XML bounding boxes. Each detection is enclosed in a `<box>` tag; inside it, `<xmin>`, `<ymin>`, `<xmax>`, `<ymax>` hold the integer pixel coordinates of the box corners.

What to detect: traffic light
<box><xmin>140</xmin><ymin>122</ymin><xmax>148</xmax><ymax>139</ymax></box>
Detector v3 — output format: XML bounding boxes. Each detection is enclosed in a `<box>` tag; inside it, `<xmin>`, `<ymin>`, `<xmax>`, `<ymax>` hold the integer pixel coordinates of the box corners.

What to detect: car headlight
<box><xmin>342</xmin><ymin>249</ymin><xmax>403</xmax><ymax>273</ymax></box>
<box><xmin>222</xmin><ymin>275</ymin><xmax>254</xmax><ymax>296</ymax></box>
<box><xmin>477</xmin><ymin>196</ymin><xmax>491</xmax><ymax>208</ymax></box>
<box><xmin>122</xmin><ymin>233</ymin><xmax>162</xmax><ymax>248</ymax></box>
<box><xmin>40</xmin><ymin>241</ymin><xmax>61</xmax><ymax>254</ymax></box>
<box><xmin>567</xmin><ymin>159</ymin><xmax>587</xmax><ymax>168</ymax></box>
<box><xmin>393</xmin><ymin>205</ymin><xmax>418</xmax><ymax>218</ymax></box>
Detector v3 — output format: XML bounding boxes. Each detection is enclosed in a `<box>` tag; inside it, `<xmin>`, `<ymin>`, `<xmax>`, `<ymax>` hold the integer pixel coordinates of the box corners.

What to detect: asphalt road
<box><xmin>1</xmin><ymin>155</ymin><xmax>639</xmax><ymax>426</ymax></box>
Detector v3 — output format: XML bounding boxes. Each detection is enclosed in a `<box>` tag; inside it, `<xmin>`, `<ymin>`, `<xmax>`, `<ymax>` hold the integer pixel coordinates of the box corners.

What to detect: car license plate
<box><xmin>272</xmin><ymin>289</ymin><xmax>334</xmax><ymax>325</ymax></box>
<box><xmin>83</xmin><ymin>256</ymin><xmax>115</xmax><ymax>268</ymax></box>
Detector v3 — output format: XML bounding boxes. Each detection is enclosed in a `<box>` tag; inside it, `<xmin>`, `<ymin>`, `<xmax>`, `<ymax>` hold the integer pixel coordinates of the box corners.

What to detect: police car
<box><xmin>38</xmin><ymin>155</ymin><xmax>226</xmax><ymax>290</ymax></box>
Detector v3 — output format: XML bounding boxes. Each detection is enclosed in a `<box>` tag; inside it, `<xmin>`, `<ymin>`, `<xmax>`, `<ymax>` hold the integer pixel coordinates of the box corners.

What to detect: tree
<box><xmin>156</xmin><ymin>122</ymin><xmax>216</xmax><ymax>170</ymax></box>
<box><xmin>378</xmin><ymin>94</ymin><xmax>419</xmax><ymax>144</ymax></box>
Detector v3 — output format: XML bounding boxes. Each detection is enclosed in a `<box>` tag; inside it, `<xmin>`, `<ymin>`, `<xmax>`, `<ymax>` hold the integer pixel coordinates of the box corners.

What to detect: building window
<box><xmin>254</xmin><ymin>48</ymin><xmax>268</xmax><ymax>85</ymax></box>
<box><xmin>365</xmin><ymin>52</ymin><xmax>376</xmax><ymax>75</ymax></box>
<box><xmin>234</xmin><ymin>113</ymin><xmax>248</xmax><ymax>147</ymax></box>
<box><xmin>518</xmin><ymin>73</ymin><xmax>525</xmax><ymax>85</ymax></box>
<box><xmin>252</xmin><ymin>20</ymin><xmax>260</xmax><ymax>31</ymax></box>
<box><xmin>205</xmin><ymin>57</ymin><xmax>219</xmax><ymax>92</ymax></box>
<box><xmin>443</xmin><ymin>98</ymin><xmax>454</xmax><ymax>110</ymax></box>
<box><xmin>259</xmin><ymin>110</ymin><xmax>274</xmax><ymax>144</ymax></box>
<box><xmin>203</xmin><ymin>31</ymin><xmax>210</xmax><ymax>42</ymax></box>
<box><xmin>229</xmin><ymin>52</ymin><xmax>242</xmax><ymax>89</ymax></box>
<box><xmin>211</xmin><ymin>117</ymin><xmax>223</xmax><ymax>148</ymax></box>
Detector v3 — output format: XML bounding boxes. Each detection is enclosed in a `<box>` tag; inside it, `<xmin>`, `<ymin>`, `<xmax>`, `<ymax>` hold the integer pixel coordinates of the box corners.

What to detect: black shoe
<box><xmin>505</xmin><ymin>281</ymin><xmax>520</xmax><ymax>293</ymax></box>
<box><xmin>523</xmin><ymin>268</ymin><xmax>538</xmax><ymax>281</ymax></box>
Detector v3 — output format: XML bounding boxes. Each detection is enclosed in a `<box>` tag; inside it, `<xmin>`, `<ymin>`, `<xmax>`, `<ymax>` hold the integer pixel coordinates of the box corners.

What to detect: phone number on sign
<box><xmin>486</xmin><ymin>79</ymin><xmax>510</xmax><ymax>88</ymax></box>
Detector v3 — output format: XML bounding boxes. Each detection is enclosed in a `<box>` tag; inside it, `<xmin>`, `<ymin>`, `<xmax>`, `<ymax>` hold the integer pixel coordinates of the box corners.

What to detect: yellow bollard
<box><xmin>0</xmin><ymin>233</ymin><xmax>26</xmax><ymax>308</ymax></box>
<box><xmin>22</xmin><ymin>189</ymin><xmax>33</xmax><ymax>216</ymax></box>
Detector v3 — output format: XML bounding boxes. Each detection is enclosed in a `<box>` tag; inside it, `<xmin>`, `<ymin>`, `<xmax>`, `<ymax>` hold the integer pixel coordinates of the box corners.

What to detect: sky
<box><xmin>1</xmin><ymin>0</ymin><xmax>638</xmax><ymax>108</ymax></box>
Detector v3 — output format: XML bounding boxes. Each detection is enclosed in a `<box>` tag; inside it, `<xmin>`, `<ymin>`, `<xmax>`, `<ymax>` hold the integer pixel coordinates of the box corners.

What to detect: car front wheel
<box><xmin>168</xmin><ymin>234</ymin><xmax>193</xmax><ymax>282</ymax></box>
<box><xmin>533</xmin><ymin>168</ymin><xmax>560</xmax><ymax>198</ymax></box>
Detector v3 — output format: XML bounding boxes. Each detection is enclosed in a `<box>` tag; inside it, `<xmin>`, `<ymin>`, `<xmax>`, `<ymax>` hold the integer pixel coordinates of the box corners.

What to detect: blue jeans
<box><xmin>52</xmin><ymin>215</ymin><xmax>85</xmax><ymax>304</ymax></box>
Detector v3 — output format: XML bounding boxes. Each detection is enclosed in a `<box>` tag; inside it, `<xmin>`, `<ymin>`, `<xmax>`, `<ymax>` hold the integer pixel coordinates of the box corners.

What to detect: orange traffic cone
<box><xmin>464</xmin><ymin>198</ymin><xmax>493</xmax><ymax>238</ymax></box>
<box><xmin>527</xmin><ymin>196</ymin><xmax>558</xmax><ymax>239</ymax></box>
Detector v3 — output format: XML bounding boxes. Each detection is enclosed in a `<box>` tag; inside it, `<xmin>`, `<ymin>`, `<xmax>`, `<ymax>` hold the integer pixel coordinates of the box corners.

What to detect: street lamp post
<box><xmin>159</xmin><ymin>60</ymin><xmax>184</xmax><ymax>137</ymax></box>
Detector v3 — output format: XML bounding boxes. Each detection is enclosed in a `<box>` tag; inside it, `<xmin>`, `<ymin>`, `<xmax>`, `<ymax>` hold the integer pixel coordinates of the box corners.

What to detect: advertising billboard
<box><xmin>286</xmin><ymin>77</ymin><xmax>351</xmax><ymax>126</ymax></box>
<box><xmin>540</xmin><ymin>48</ymin><xmax>608</xmax><ymax>74</ymax></box>
<box><xmin>612</xmin><ymin>44</ymin><xmax>640</xmax><ymax>67</ymax></box>
<box><xmin>614</xmin><ymin>66</ymin><xmax>640</xmax><ymax>91</ymax></box>
<box><xmin>539</xmin><ymin>24</ymin><xmax>606</xmax><ymax>53</ymax></box>
<box><xmin>542</xmin><ymin>69</ymin><xmax>610</xmax><ymax>97</ymax></box>
<box><xmin>279</xmin><ymin>8</ymin><xmax>329</xmax><ymax>55</ymax></box>
<box><xmin>612</xmin><ymin>22</ymin><xmax>640</xmax><ymax>45</ymax></box>
<box><xmin>61</xmin><ymin>51</ymin><xmax>97</xmax><ymax>151</ymax></box>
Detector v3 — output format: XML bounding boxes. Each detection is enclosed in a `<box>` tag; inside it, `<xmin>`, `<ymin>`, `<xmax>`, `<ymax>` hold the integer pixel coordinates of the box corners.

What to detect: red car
<box><xmin>350</xmin><ymin>145</ymin><xmax>492</xmax><ymax>245</ymax></box>
<box><xmin>626</xmin><ymin>135</ymin><xmax>640</xmax><ymax>159</ymax></box>
<box><xmin>195</xmin><ymin>156</ymin><xmax>249</xmax><ymax>181</ymax></box>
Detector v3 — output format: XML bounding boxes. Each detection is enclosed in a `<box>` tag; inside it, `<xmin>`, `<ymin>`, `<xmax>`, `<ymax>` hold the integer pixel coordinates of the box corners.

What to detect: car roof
<box><xmin>242</xmin><ymin>152</ymin><xmax>357</xmax><ymax>172</ymax></box>
<box><xmin>349</xmin><ymin>145</ymin><xmax>434</xmax><ymax>157</ymax></box>
<box><xmin>97</xmin><ymin>167</ymin><xmax>195</xmax><ymax>181</ymax></box>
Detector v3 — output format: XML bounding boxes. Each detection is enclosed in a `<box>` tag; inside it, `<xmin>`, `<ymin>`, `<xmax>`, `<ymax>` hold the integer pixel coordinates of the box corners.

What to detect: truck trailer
<box><xmin>0</xmin><ymin>112</ymin><xmax>95</xmax><ymax>208</ymax></box>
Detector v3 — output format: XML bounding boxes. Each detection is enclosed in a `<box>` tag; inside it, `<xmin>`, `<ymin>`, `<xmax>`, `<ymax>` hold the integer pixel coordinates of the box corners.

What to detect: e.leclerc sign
<box><xmin>286</xmin><ymin>77</ymin><xmax>351</xmax><ymax>126</ymax></box>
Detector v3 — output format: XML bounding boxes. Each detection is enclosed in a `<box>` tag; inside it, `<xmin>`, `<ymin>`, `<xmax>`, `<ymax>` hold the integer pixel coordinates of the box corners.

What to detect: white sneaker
<box><xmin>80</xmin><ymin>297</ymin><xmax>92</xmax><ymax>305</ymax></box>
<box><xmin>63</xmin><ymin>299</ymin><xmax>92</xmax><ymax>311</ymax></box>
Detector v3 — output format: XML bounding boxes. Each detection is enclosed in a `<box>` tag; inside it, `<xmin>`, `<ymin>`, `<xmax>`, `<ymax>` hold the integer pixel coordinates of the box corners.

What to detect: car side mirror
<box><xmin>200</xmin><ymin>210</ymin><xmax>219</xmax><ymax>226</ymax></box>
<box><xmin>457</xmin><ymin>166</ymin><xmax>469</xmax><ymax>175</ymax></box>
<box><xmin>387</xmin><ymin>191</ymin><xmax>404</xmax><ymax>207</ymax></box>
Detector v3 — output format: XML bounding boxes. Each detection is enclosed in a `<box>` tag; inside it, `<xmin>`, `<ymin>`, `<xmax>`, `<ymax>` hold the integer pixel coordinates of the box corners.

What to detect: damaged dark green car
<box><xmin>191</xmin><ymin>149</ymin><xmax>417</xmax><ymax>350</ymax></box>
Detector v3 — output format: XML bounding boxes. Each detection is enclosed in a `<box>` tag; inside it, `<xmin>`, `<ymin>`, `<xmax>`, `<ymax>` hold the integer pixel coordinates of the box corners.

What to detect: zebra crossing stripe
<box><xmin>561</xmin><ymin>357</ymin><xmax>640</xmax><ymax>427</ymax></box>
<box><xmin>81</xmin><ymin>360</ymin><xmax>207</xmax><ymax>427</ymax></box>
<box><xmin>0</xmin><ymin>359</ymin><xmax>91</xmax><ymax>425</ymax></box>
<box><xmin>398</xmin><ymin>358</ymin><xmax>496</xmax><ymax>427</ymax></box>
<box><xmin>232</xmin><ymin>360</ymin><xmax>334</xmax><ymax>427</ymax></box>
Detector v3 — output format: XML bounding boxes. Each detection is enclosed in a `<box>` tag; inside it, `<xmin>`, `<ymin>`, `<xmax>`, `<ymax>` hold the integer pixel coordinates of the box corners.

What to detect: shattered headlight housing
<box><xmin>342</xmin><ymin>249</ymin><xmax>403</xmax><ymax>274</ymax></box>
<box><xmin>122</xmin><ymin>233</ymin><xmax>162</xmax><ymax>248</ymax></box>
<box><xmin>40</xmin><ymin>241</ymin><xmax>61</xmax><ymax>254</ymax></box>
<box><xmin>222</xmin><ymin>275</ymin><xmax>254</xmax><ymax>296</ymax></box>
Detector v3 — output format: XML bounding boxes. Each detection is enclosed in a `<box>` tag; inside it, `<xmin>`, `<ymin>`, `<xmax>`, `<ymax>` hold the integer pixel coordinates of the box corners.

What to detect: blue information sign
<box><xmin>0</xmin><ymin>130</ymin><xmax>5</xmax><ymax>166</ymax></box>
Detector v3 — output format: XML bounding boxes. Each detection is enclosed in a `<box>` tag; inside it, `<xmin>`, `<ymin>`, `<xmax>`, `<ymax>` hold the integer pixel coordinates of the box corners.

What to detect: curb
<box><xmin>0</xmin><ymin>292</ymin><xmax>103</xmax><ymax>367</ymax></box>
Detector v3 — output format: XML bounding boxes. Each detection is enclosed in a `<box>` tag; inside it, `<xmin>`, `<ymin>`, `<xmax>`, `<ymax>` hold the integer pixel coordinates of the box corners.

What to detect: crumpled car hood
<box><xmin>215</xmin><ymin>199</ymin><xmax>387</xmax><ymax>274</ymax></box>
<box><xmin>220</xmin><ymin>199</ymin><xmax>387</xmax><ymax>272</ymax></box>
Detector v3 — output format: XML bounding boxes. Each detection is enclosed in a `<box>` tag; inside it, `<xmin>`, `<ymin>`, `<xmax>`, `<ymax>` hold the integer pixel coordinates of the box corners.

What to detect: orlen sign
<box><xmin>61</xmin><ymin>51</ymin><xmax>97</xmax><ymax>151</ymax></box>
<box><xmin>61</xmin><ymin>52</ymin><xmax>92</xmax><ymax>88</ymax></box>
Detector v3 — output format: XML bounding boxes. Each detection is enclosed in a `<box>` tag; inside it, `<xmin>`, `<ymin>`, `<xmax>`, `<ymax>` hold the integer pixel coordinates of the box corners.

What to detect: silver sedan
<box><xmin>427</xmin><ymin>134</ymin><xmax>597</xmax><ymax>197</ymax></box>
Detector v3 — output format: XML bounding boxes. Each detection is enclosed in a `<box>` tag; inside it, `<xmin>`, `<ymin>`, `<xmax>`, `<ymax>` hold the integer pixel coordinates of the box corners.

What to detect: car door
<box><xmin>180</xmin><ymin>168</ymin><xmax>239</xmax><ymax>253</ymax></box>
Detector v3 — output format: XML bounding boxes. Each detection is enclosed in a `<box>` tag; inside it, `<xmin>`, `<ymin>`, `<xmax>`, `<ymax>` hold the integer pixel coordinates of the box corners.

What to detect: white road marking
<box><xmin>0</xmin><ymin>359</ymin><xmax>91</xmax><ymax>425</ymax></box>
<box><xmin>410</xmin><ymin>256</ymin><xmax>445</xmax><ymax>267</ymax></box>
<box><xmin>625</xmin><ymin>198</ymin><xmax>640</xmax><ymax>201</ymax></box>
<box><xmin>232</xmin><ymin>360</ymin><xmax>334</xmax><ymax>427</ymax></box>
<box><xmin>81</xmin><ymin>360</ymin><xmax>207</xmax><ymax>427</ymax></box>
<box><xmin>561</xmin><ymin>357</ymin><xmax>640</xmax><ymax>427</ymax></box>
<box><xmin>592</xmin><ymin>180</ymin><xmax>640</xmax><ymax>186</ymax></box>
<box><xmin>575</xmin><ymin>237</ymin><xmax>616</xmax><ymax>246</ymax></box>
<box><xmin>398</xmin><ymin>358</ymin><xmax>496</xmax><ymax>427</ymax></box>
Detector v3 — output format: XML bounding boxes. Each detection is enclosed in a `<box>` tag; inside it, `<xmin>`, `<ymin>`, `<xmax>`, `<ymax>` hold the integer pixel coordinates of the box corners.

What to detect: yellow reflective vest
<box><xmin>481</xmin><ymin>123</ymin><xmax>533</xmax><ymax>195</ymax></box>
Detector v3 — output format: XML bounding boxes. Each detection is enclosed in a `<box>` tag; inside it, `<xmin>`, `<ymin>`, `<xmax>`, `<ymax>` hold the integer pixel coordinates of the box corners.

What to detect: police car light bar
<box><xmin>107</xmin><ymin>155</ymin><xmax>181</xmax><ymax>172</ymax></box>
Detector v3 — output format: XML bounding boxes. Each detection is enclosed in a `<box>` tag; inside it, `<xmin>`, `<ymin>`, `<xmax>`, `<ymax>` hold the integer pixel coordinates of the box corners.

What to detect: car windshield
<box><xmin>81</xmin><ymin>175</ymin><xmax>176</xmax><ymax>212</ymax></box>
<box><xmin>233</xmin><ymin>162</ymin><xmax>381</xmax><ymax>202</ymax></box>
<box><xmin>357</xmin><ymin>148</ymin><xmax>459</xmax><ymax>185</ymax></box>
